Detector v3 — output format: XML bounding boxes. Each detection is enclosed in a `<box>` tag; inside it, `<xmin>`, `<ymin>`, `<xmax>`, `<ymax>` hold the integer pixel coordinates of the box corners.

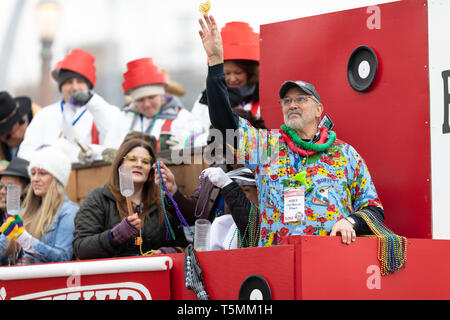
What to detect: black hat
<box><xmin>279</xmin><ymin>80</ymin><xmax>321</xmax><ymax>103</ymax></box>
<box><xmin>57</xmin><ymin>69</ymin><xmax>93</xmax><ymax>91</ymax></box>
<box><xmin>227</xmin><ymin>167</ymin><xmax>256</xmax><ymax>186</ymax></box>
<box><xmin>0</xmin><ymin>91</ymin><xmax>25</xmax><ymax>137</ymax></box>
<box><xmin>0</xmin><ymin>157</ymin><xmax>30</xmax><ymax>182</ymax></box>
<box><xmin>14</xmin><ymin>96</ymin><xmax>32</xmax><ymax>118</ymax></box>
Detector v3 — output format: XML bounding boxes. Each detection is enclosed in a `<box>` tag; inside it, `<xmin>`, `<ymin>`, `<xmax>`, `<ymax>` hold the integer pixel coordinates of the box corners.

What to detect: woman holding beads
<box><xmin>72</xmin><ymin>137</ymin><xmax>188</xmax><ymax>259</ymax></box>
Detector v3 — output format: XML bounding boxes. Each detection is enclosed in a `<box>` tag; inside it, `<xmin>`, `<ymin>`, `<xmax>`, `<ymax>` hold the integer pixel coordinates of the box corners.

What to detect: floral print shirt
<box><xmin>236</xmin><ymin>117</ymin><xmax>383</xmax><ymax>247</ymax></box>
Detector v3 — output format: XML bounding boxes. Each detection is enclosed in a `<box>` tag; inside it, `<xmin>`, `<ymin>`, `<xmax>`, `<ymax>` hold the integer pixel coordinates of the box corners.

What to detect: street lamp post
<box><xmin>35</xmin><ymin>1</ymin><xmax>61</xmax><ymax>107</ymax></box>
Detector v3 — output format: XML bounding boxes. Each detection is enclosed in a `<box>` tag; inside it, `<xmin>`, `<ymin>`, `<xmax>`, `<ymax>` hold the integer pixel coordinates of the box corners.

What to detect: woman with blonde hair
<box><xmin>73</xmin><ymin>137</ymin><xmax>188</xmax><ymax>259</ymax></box>
<box><xmin>0</xmin><ymin>140</ymin><xmax>78</xmax><ymax>265</ymax></box>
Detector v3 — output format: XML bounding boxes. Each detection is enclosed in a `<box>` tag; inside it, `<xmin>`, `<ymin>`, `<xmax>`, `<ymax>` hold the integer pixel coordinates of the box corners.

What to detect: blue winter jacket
<box><xmin>0</xmin><ymin>195</ymin><xmax>79</xmax><ymax>264</ymax></box>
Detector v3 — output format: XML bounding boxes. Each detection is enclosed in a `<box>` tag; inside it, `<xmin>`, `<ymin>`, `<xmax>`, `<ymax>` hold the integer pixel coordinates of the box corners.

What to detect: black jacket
<box><xmin>221</xmin><ymin>181</ymin><xmax>260</xmax><ymax>247</ymax></box>
<box><xmin>72</xmin><ymin>185</ymin><xmax>188</xmax><ymax>259</ymax></box>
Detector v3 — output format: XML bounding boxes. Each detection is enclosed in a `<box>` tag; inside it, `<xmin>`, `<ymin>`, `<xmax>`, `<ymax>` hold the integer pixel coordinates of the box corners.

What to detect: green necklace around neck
<box><xmin>280</xmin><ymin>125</ymin><xmax>336</xmax><ymax>151</ymax></box>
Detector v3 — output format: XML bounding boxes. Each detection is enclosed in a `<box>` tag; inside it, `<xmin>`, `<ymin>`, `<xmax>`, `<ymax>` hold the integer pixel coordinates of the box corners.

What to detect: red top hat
<box><xmin>221</xmin><ymin>22</ymin><xmax>259</xmax><ymax>62</ymax></box>
<box><xmin>51</xmin><ymin>49</ymin><xmax>97</xmax><ymax>87</ymax></box>
<box><xmin>122</xmin><ymin>58</ymin><xmax>168</xmax><ymax>93</ymax></box>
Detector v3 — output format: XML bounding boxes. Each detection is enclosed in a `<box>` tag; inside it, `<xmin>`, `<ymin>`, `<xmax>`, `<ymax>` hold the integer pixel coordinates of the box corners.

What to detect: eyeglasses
<box><xmin>279</xmin><ymin>95</ymin><xmax>319</xmax><ymax>107</ymax></box>
<box><xmin>123</xmin><ymin>154</ymin><xmax>152</xmax><ymax>167</ymax></box>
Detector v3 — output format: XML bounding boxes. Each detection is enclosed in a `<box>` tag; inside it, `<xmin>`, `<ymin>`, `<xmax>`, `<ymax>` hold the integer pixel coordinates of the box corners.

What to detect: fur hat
<box><xmin>28</xmin><ymin>139</ymin><xmax>72</xmax><ymax>187</ymax></box>
<box><xmin>129</xmin><ymin>84</ymin><xmax>165</xmax><ymax>101</ymax></box>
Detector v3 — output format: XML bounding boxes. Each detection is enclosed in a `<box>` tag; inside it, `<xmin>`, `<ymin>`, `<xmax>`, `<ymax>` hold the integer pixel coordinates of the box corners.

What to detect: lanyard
<box><xmin>128</xmin><ymin>109</ymin><xmax>162</xmax><ymax>135</ymax></box>
<box><xmin>8</xmin><ymin>147</ymin><xmax>18</xmax><ymax>160</ymax></box>
<box><xmin>215</xmin><ymin>196</ymin><xmax>224</xmax><ymax>214</ymax></box>
<box><xmin>60</xmin><ymin>101</ymin><xmax>87</xmax><ymax>126</ymax></box>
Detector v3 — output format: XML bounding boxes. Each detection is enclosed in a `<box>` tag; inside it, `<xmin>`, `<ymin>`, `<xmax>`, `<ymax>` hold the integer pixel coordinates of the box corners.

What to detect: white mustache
<box><xmin>288</xmin><ymin>110</ymin><xmax>302</xmax><ymax>117</ymax></box>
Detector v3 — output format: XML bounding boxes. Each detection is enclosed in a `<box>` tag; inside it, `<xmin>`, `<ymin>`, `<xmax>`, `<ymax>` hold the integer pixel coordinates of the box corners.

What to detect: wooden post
<box><xmin>126</xmin><ymin>197</ymin><xmax>133</xmax><ymax>216</ymax></box>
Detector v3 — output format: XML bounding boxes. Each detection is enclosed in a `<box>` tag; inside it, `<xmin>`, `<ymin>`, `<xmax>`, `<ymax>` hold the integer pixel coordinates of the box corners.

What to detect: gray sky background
<box><xmin>0</xmin><ymin>0</ymin><xmax>396</xmax><ymax>106</ymax></box>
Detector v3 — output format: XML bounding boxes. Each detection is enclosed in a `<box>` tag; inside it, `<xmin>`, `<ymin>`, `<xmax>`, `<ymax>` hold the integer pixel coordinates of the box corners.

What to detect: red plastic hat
<box><xmin>221</xmin><ymin>22</ymin><xmax>259</xmax><ymax>62</ymax></box>
<box><xmin>51</xmin><ymin>49</ymin><xmax>97</xmax><ymax>87</ymax></box>
<box><xmin>122</xmin><ymin>58</ymin><xmax>168</xmax><ymax>93</ymax></box>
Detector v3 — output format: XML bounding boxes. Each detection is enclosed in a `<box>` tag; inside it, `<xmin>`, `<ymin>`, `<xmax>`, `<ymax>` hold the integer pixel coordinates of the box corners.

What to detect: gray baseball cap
<box><xmin>279</xmin><ymin>80</ymin><xmax>321</xmax><ymax>103</ymax></box>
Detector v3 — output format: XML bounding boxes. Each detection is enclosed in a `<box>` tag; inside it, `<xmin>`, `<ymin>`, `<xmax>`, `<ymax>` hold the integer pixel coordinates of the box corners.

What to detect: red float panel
<box><xmin>283</xmin><ymin>235</ymin><xmax>450</xmax><ymax>300</ymax></box>
<box><xmin>169</xmin><ymin>245</ymin><xmax>295</xmax><ymax>300</ymax></box>
<box><xmin>0</xmin><ymin>256</ymin><xmax>172</xmax><ymax>300</ymax></box>
<box><xmin>260</xmin><ymin>0</ymin><xmax>431</xmax><ymax>238</ymax></box>
<box><xmin>171</xmin><ymin>235</ymin><xmax>450</xmax><ymax>300</ymax></box>
<box><xmin>1</xmin><ymin>235</ymin><xmax>449</xmax><ymax>300</ymax></box>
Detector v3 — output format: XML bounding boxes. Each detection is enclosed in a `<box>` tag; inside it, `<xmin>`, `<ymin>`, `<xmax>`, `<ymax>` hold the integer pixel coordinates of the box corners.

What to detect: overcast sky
<box><xmin>0</xmin><ymin>0</ymin><xmax>397</xmax><ymax>96</ymax></box>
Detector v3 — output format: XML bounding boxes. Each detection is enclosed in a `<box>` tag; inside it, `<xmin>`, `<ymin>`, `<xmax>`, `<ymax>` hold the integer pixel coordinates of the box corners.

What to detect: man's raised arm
<box><xmin>198</xmin><ymin>15</ymin><xmax>238</xmax><ymax>133</ymax></box>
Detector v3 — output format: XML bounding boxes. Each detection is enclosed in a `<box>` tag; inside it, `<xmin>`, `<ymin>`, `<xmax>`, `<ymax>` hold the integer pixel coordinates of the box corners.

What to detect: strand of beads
<box><xmin>228</xmin><ymin>203</ymin><xmax>260</xmax><ymax>249</ymax></box>
<box><xmin>155</xmin><ymin>163</ymin><xmax>175</xmax><ymax>240</ymax></box>
<box><xmin>155</xmin><ymin>161</ymin><xmax>193</xmax><ymax>240</ymax></box>
<box><xmin>247</xmin><ymin>203</ymin><xmax>260</xmax><ymax>247</ymax></box>
<box><xmin>138</xmin><ymin>229</ymin><xmax>156</xmax><ymax>256</ymax></box>
<box><xmin>281</xmin><ymin>125</ymin><xmax>336</xmax><ymax>151</ymax></box>
<box><xmin>194</xmin><ymin>171</ymin><xmax>214</xmax><ymax>218</ymax></box>
<box><xmin>356</xmin><ymin>209</ymin><xmax>407</xmax><ymax>276</ymax></box>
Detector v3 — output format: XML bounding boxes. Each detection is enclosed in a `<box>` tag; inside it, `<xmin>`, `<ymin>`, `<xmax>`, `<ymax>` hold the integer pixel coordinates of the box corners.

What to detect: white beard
<box><xmin>285</xmin><ymin>118</ymin><xmax>303</xmax><ymax>130</ymax></box>
<box><xmin>284</xmin><ymin>110</ymin><xmax>302</xmax><ymax>129</ymax></box>
<box><xmin>284</xmin><ymin>112</ymin><xmax>319</xmax><ymax>138</ymax></box>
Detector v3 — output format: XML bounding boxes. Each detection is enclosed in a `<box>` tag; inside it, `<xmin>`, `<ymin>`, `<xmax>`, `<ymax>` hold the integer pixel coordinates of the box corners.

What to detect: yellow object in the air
<box><xmin>199</xmin><ymin>0</ymin><xmax>211</xmax><ymax>16</ymax></box>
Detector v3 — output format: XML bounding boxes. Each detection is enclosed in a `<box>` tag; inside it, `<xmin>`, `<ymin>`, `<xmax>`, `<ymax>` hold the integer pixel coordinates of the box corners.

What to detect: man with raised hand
<box><xmin>197</xmin><ymin>15</ymin><xmax>384</xmax><ymax>246</ymax></box>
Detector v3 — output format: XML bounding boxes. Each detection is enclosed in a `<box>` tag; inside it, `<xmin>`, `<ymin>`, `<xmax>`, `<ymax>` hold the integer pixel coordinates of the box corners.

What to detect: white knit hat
<box><xmin>129</xmin><ymin>84</ymin><xmax>165</xmax><ymax>101</ymax></box>
<box><xmin>28</xmin><ymin>139</ymin><xmax>72</xmax><ymax>187</ymax></box>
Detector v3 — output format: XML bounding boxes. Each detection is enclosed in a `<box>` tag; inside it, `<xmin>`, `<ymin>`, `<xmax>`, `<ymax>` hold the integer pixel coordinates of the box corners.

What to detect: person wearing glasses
<box><xmin>197</xmin><ymin>15</ymin><xmax>384</xmax><ymax>247</ymax></box>
<box><xmin>73</xmin><ymin>137</ymin><xmax>188</xmax><ymax>259</ymax></box>
<box><xmin>0</xmin><ymin>140</ymin><xmax>78</xmax><ymax>265</ymax></box>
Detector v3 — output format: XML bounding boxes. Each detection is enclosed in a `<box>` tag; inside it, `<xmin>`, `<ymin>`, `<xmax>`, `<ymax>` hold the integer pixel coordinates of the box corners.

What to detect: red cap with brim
<box><xmin>51</xmin><ymin>49</ymin><xmax>97</xmax><ymax>88</ymax></box>
<box><xmin>221</xmin><ymin>22</ymin><xmax>259</xmax><ymax>62</ymax></box>
<box><xmin>122</xmin><ymin>58</ymin><xmax>168</xmax><ymax>94</ymax></box>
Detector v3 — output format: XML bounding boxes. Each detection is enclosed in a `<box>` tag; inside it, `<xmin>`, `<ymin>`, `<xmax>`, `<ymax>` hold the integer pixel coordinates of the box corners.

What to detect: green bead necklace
<box><xmin>280</xmin><ymin>125</ymin><xmax>336</xmax><ymax>151</ymax></box>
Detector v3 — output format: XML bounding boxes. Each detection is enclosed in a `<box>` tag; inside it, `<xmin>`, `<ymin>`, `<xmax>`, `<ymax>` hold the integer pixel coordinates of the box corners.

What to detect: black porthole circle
<box><xmin>238</xmin><ymin>274</ymin><xmax>272</xmax><ymax>300</ymax></box>
<box><xmin>347</xmin><ymin>45</ymin><xmax>378</xmax><ymax>92</ymax></box>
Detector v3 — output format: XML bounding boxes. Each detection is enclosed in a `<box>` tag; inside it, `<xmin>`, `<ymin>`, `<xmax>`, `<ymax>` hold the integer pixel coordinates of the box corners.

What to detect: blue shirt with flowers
<box><xmin>236</xmin><ymin>117</ymin><xmax>383</xmax><ymax>247</ymax></box>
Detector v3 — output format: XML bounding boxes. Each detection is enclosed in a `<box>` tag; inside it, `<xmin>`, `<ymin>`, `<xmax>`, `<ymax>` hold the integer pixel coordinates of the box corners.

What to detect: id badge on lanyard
<box><xmin>283</xmin><ymin>187</ymin><xmax>305</xmax><ymax>223</ymax></box>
